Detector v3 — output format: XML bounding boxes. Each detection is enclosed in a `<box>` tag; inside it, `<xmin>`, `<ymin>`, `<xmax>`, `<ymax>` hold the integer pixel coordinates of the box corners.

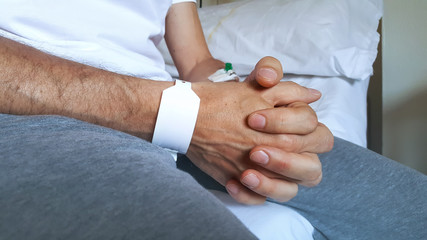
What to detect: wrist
<box><xmin>130</xmin><ymin>79</ymin><xmax>174</xmax><ymax>141</ymax></box>
<box><xmin>183</xmin><ymin>58</ymin><xmax>225</xmax><ymax>82</ymax></box>
<box><xmin>152</xmin><ymin>80</ymin><xmax>200</xmax><ymax>154</ymax></box>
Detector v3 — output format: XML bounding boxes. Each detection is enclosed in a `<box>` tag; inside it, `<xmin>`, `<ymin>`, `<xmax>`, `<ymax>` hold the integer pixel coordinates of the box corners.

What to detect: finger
<box><xmin>267</xmin><ymin>122</ymin><xmax>334</xmax><ymax>153</ymax></box>
<box><xmin>248</xmin><ymin>102</ymin><xmax>318</xmax><ymax>134</ymax></box>
<box><xmin>244</xmin><ymin>56</ymin><xmax>283</xmax><ymax>88</ymax></box>
<box><xmin>225</xmin><ymin>179</ymin><xmax>266</xmax><ymax>205</ymax></box>
<box><xmin>263</xmin><ymin>81</ymin><xmax>322</xmax><ymax>106</ymax></box>
<box><xmin>250</xmin><ymin>147</ymin><xmax>323</xmax><ymax>187</ymax></box>
<box><xmin>239</xmin><ymin>169</ymin><xmax>298</xmax><ymax>203</ymax></box>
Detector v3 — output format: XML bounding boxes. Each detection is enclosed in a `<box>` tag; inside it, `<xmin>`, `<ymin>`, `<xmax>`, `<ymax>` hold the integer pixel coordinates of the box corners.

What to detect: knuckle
<box><xmin>274</xmin><ymin>111</ymin><xmax>288</xmax><ymax>132</ymax></box>
<box><xmin>314</xmin><ymin>173</ymin><xmax>323</xmax><ymax>185</ymax></box>
<box><xmin>328</xmin><ymin>134</ymin><xmax>335</xmax><ymax>151</ymax></box>
<box><xmin>280</xmin><ymin>134</ymin><xmax>293</xmax><ymax>146</ymax></box>
<box><xmin>280</xmin><ymin>135</ymin><xmax>301</xmax><ymax>152</ymax></box>
<box><xmin>285</xmin><ymin>81</ymin><xmax>299</xmax><ymax>88</ymax></box>
<box><xmin>262</xmin><ymin>183</ymin><xmax>277</xmax><ymax>197</ymax></box>
<box><xmin>277</xmin><ymin>158</ymin><xmax>292</xmax><ymax>172</ymax></box>
<box><xmin>308</xmin><ymin>162</ymin><xmax>323</xmax><ymax>182</ymax></box>
<box><xmin>318</xmin><ymin>123</ymin><xmax>334</xmax><ymax>152</ymax></box>
<box><xmin>305</xmin><ymin>178</ymin><xmax>321</xmax><ymax>187</ymax></box>
<box><xmin>303</xmin><ymin>154</ymin><xmax>323</xmax><ymax>187</ymax></box>
<box><xmin>305</xmin><ymin>172</ymin><xmax>323</xmax><ymax>187</ymax></box>
<box><xmin>289</xmin><ymin>184</ymin><xmax>299</xmax><ymax>199</ymax></box>
<box><xmin>306</xmin><ymin>111</ymin><xmax>319</xmax><ymax>132</ymax></box>
<box><xmin>276</xmin><ymin>183</ymin><xmax>298</xmax><ymax>202</ymax></box>
<box><xmin>285</xmin><ymin>82</ymin><xmax>304</xmax><ymax>95</ymax></box>
<box><xmin>234</xmin><ymin>197</ymin><xmax>248</xmax><ymax>204</ymax></box>
<box><xmin>324</xmin><ymin>129</ymin><xmax>334</xmax><ymax>152</ymax></box>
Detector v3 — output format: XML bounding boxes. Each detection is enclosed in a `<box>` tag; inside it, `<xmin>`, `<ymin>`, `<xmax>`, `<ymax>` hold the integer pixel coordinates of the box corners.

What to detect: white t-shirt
<box><xmin>0</xmin><ymin>0</ymin><xmax>196</xmax><ymax>81</ymax></box>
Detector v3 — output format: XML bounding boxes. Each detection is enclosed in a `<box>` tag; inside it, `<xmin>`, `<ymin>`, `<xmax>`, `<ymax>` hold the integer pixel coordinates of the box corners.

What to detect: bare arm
<box><xmin>0</xmin><ymin>36</ymin><xmax>172</xmax><ymax>140</ymax></box>
<box><xmin>165</xmin><ymin>2</ymin><xmax>224</xmax><ymax>82</ymax></box>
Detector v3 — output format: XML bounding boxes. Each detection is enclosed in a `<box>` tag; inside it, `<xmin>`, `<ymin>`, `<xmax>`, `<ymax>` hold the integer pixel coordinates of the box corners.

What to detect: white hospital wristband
<box><xmin>152</xmin><ymin>80</ymin><xmax>200</xmax><ymax>155</ymax></box>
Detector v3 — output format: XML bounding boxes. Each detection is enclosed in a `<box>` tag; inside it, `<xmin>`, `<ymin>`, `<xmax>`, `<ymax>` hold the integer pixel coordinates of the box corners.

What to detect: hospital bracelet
<box><xmin>152</xmin><ymin>80</ymin><xmax>200</xmax><ymax>155</ymax></box>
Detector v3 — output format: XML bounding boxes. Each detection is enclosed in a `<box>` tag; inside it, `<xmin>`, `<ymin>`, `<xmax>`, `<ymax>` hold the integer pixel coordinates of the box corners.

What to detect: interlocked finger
<box><xmin>264</xmin><ymin>122</ymin><xmax>334</xmax><ymax>154</ymax></box>
<box><xmin>250</xmin><ymin>146</ymin><xmax>323</xmax><ymax>187</ymax></box>
<box><xmin>248</xmin><ymin>102</ymin><xmax>318</xmax><ymax>134</ymax></box>
<box><xmin>238</xmin><ymin>169</ymin><xmax>299</xmax><ymax>203</ymax></box>
<box><xmin>225</xmin><ymin>179</ymin><xmax>267</xmax><ymax>205</ymax></box>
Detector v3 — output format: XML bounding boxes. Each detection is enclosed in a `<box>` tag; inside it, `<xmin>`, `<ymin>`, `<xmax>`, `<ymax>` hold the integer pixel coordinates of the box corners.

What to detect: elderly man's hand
<box><xmin>187</xmin><ymin>57</ymin><xmax>333</xmax><ymax>205</ymax></box>
<box><xmin>220</xmin><ymin>57</ymin><xmax>334</xmax><ymax>204</ymax></box>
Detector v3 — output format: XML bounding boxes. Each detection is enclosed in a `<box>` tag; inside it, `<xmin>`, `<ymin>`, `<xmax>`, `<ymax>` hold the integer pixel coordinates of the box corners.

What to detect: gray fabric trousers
<box><xmin>1</xmin><ymin>114</ymin><xmax>426</xmax><ymax>240</ymax></box>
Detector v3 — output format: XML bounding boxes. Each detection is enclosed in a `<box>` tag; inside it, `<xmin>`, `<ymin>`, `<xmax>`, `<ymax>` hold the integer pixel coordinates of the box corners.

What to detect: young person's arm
<box><xmin>165</xmin><ymin>1</ymin><xmax>224</xmax><ymax>82</ymax></box>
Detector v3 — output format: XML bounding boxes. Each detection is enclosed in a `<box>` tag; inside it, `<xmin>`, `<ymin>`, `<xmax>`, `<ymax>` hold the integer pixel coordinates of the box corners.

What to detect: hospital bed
<box><xmin>157</xmin><ymin>0</ymin><xmax>383</xmax><ymax>239</ymax></box>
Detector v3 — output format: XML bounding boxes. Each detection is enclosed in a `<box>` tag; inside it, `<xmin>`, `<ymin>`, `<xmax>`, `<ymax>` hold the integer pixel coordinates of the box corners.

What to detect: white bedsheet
<box><xmin>210</xmin><ymin>190</ymin><xmax>315</xmax><ymax>240</ymax></box>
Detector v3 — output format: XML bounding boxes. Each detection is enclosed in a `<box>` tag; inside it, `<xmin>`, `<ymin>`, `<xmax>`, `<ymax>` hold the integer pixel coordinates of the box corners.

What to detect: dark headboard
<box><xmin>367</xmin><ymin>21</ymin><xmax>383</xmax><ymax>154</ymax></box>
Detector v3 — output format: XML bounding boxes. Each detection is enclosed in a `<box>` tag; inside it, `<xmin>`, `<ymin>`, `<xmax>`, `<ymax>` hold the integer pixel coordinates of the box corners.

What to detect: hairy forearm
<box><xmin>0</xmin><ymin>36</ymin><xmax>172</xmax><ymax>140</ymax></box>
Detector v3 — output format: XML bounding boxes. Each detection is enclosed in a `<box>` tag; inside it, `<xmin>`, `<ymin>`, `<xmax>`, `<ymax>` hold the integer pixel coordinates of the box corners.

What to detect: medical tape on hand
<box><xmin>152</xmin><ymin>79</ymin><xmax>200</xmax><ymax>155</ymax></box>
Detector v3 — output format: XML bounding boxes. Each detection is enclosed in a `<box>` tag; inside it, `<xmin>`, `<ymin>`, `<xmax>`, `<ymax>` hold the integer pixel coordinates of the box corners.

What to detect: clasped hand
<box><xmin>187</xmin><ymin>57</ymin><xmax>334</xmax><ymax>204</ymax></box>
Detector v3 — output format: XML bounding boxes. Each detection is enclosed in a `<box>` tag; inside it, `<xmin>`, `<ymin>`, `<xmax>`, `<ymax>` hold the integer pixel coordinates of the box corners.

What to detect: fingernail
<box><xmin>226</xmin><ymin>183</ymin><xmax>239</xmax><ymax>195</ymax></box>
<box><xmin>248</xmin><ymin>114</ymin><xmax>266</xmax><ymax>129</ymax></box>
<box><xmin>241</xmin><ymin>173</ymin><xmax>260</xmax><ymax>189</ymax></box>
<box><xmin>308</xmin><ymin>88</ymin><xmax>321</xmax><ymax>97</ymax></box>
<box><xmin>259</xmin><ymin>68</ymin><xmax>277</xmax><ymax>81</ymax></box>
<box><xmin>250</xmin><ymin>151</ymin><xmax>269</xmax><ymax>165</ymax></box>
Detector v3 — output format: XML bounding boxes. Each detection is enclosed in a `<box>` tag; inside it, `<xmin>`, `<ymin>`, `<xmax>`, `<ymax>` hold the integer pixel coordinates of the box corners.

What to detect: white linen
<box><xmin>159</xmin><ymin>0</ymin><xmax>383</xmax><ymax>81</ymax></box>
<box><xmin>210</xmin><ymin>190</ymin><xmax>315</xmax><ymax>240</ymax></box>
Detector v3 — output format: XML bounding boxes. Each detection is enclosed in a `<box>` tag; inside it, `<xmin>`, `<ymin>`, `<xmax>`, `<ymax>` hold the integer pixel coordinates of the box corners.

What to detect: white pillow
<box><xmin>159</xmin><ymin>0</ymin><xmax>382</xmax><ymax>81</ymax></box>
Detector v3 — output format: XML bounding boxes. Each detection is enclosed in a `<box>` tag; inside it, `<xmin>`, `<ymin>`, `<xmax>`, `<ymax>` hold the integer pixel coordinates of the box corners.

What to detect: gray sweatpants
<box><xmin>1</xmin><ymin>114</ymin><xmax>426</xmax><ymax>240</ymax></box>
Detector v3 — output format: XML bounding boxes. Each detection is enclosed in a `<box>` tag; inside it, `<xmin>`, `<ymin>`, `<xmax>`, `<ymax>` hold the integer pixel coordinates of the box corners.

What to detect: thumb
<box><xmin>245</xmin><ymin>56</ymin><xmax>283</xmax><ymax>88</ymax></box>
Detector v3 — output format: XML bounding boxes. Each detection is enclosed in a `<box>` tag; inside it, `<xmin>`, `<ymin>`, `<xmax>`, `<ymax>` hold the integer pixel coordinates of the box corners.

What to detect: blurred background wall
<box><xmin>383</xmin><ymin>0</ymin><xmax>427</xmax><ymax>174</ymax></box>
